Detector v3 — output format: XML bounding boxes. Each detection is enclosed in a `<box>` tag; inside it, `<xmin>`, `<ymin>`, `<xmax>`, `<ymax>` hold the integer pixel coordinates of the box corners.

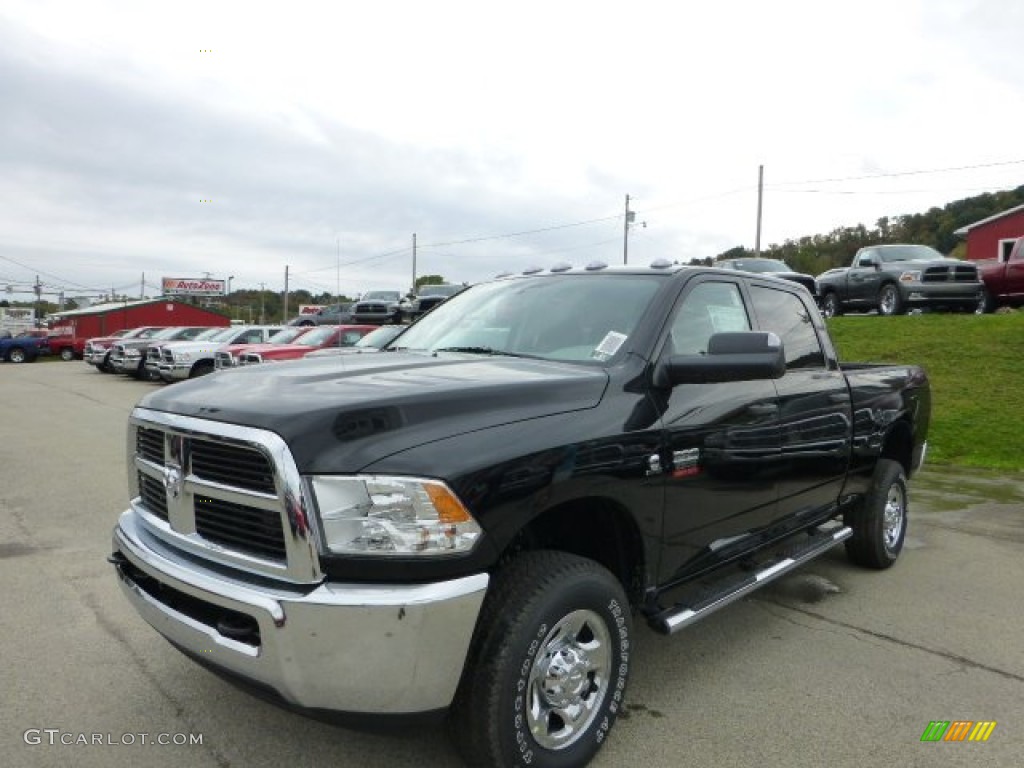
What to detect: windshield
<box><xmin>295</xmin><ymin>326</ymin><xmax>336</xmax><ymax>346</ymax></box>
<box><xmin>361</xmin><ymin>291</ymin><xmax>400</xmax><ymax>301</ymax></box>
<box><xmin>358</xmin><ymin>325</ymin><xmax>405</xmax><ymax>348</ymax></box>
<box><xmin>878</xmin><ymin>245</ymin><xmax>946</xmax><ymax>262</ymax></box>
<box><xmin>208</xmin><ymin>328</ymin><xmax>238</xmax><ymax>342</ymax></box>
<box><xmin>723</xmin><ymin>258</ymin><xmax>791</xmax><ymax>273</ymax></box>
<box><xmin>268</xmin><ymin>327</ymin><xmax>309</xmax><ymax>344</ymax></box>
<box><xmin>152</xmin><ymin>326</ymin><xmax>185</xmax><ymax>339</ymax></box>
<box><xmin>419</xmin><ymin>284</ymin><xmax>461</xmax><ymax>297</ymax></box>
<box><xmin>393</xmin><ymin>274</ymin><xmax>664</xmax><ymax>364</ymax></box>
<box><xmin>193</xmin><ymin>327</ymin><xmax>227</xmax><ymax>341</ymax></box>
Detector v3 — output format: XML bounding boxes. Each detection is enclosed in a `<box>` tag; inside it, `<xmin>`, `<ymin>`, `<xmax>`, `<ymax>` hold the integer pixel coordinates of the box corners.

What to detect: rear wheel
<box><xmin>59</xmin><ymin>347</ymin><xmax>75</xmax><ymax>361</ymax></box>
<box><xmin>8</xmin><ymin>347</ymin><xmax>27</xmax><ymax>363</ymax></box>
<box><xmin>449</xmin><ymin>551</ymin><xmax>631</xmax><ymax>768</ymax></box>
<box><xmin>877</xmin><ymin>284</ymin><xmax>904</xmax><ymax>316</ymax></box>
<box><xmin>845</xmin><ymin>458</ymin><xmax>907</xmax><ymax>569</ymax></box>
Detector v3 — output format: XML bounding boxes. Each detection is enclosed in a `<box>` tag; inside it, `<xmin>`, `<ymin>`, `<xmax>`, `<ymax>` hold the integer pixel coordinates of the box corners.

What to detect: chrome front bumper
<box><xmin>111</xmin><ymin>510</ymin><xmax>488</xmax><ymax>714</ymax></box>
<box><xmin>157</xmin><ymin>363</ymin><xmax>192</xmax><ymax>381</ymax></box>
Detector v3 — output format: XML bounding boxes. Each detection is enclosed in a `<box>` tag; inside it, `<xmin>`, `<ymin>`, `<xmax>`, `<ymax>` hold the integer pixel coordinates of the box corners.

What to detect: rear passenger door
<box><xmin>748</xmin><ymin>282</ymin><xmax>851</xmax><ymax>524</ymax></box>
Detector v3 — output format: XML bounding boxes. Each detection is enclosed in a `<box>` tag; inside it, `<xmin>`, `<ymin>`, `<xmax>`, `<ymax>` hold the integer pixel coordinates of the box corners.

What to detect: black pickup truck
<box><xmin>110</xmin><ymin>262</ymin><xmax>929</xmax><ymax>768</ymax></box>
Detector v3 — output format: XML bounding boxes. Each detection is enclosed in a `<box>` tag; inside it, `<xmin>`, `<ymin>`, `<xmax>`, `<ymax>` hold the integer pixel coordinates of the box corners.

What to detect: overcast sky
<box><xmin>2</xmin><ymin>0</ymin><xmax>1022</xmax><ymax>304</ymax></box>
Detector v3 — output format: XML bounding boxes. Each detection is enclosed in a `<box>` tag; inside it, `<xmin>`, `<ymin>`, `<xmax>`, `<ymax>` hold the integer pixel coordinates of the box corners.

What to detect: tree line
<box><xmin>711</xmin><ymin>184</ymin><xmax>1024</xmax><ymax>275</ymax></box>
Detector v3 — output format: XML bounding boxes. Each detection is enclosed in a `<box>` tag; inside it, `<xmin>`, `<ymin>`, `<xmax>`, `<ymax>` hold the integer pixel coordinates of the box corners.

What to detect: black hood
<box><xmin>137</xmin><ymin>352</ymin><xmax>609</xmax><ymax>472</ymax></box>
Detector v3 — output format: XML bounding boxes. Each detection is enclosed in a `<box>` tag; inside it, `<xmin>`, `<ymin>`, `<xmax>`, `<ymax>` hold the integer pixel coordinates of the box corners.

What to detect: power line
<box><xmin>767</xmin><ymin>158</ymin><xmax>1024</xmax><ymax>188</ymax></box>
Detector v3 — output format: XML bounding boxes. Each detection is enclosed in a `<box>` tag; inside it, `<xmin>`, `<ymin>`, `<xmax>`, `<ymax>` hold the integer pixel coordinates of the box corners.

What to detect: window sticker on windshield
<box><xmin>592</xmin><ymin>331</ymin><xmax>628</xmax><ymax>361</ymax></box>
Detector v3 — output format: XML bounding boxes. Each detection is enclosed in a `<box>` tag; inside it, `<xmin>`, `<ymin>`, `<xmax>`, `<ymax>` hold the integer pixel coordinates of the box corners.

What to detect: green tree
<box><xmin>416</xmin><ymin>274</ymin><xmax>446</xmax><ymax>288</ymax></box>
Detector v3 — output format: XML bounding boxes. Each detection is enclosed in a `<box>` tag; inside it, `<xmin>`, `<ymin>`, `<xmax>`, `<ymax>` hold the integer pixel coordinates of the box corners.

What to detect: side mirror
<box><xmin>655</xmin><ymin>331</ymin><xmax>786</xmax><ymax>386</ymax></box>
<box><xmin>860</xmin><ymin>257</ymin><xmax>879</xmax><ymax>270</ymax></box>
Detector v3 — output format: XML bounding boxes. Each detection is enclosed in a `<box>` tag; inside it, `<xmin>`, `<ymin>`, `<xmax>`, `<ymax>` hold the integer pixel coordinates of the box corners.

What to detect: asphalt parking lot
<box><xmin>2</xmin><ymin>362</ymin><xmax>1021</xmax><ymax>768</ymax></box>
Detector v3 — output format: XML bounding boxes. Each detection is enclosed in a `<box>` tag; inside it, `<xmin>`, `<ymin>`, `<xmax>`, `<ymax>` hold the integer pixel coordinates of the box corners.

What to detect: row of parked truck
<box><xmin>82</xmin><ymin>322</ymin><xmax>402</xmax><ymax>381</ymax></box>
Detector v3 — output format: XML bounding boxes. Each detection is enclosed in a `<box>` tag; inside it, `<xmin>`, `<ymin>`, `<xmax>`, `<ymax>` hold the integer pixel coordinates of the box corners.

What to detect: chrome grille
<box><xmin>190</xmin><ymin>439</ymin><xmax>277</xmax><ymax>494</ymax></box>
<box><xmin>922</xmin><ymin>265</ymin><xmax>979</xmax><ymax>283</ymax></box>
<box><xmin>128</xmin><ymin>411</ymin><xmax>319</xmax><ymax>581</ymax></box>
<box><xmin>161</xmin><ymin>348</ymin><xmax>174</xmax><ymax>364</ymax></box>
<box><xmin>214</xmin><ymin>351</ymin><xmax>235</xmax><ymax>369</ymax></box>
<box><xmin>239</xmin><ymin>353</ymin><xmax>262</xmax><ymax>365</ymax></box>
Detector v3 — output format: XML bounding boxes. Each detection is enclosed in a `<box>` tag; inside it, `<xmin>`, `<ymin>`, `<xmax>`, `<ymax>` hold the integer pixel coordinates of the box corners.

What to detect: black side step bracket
<box><xmin>649</xmin><ymin>525</ymin><xmax>852</xmax><ymax>635</ymax></box>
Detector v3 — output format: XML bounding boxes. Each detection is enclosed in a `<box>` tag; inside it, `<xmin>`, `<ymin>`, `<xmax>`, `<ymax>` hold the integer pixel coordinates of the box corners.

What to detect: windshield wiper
<box><xmin>432</xmin><ymin>346</ymin><xmax>535</xmax><ymax>358</ymax></box>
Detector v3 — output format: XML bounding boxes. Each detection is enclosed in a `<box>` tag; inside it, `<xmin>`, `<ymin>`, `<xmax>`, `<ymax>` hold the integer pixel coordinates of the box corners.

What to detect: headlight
<box><xmin>175</xmin><ymin>351</ymin><xmax>192</xmax><ymax>362</ymax></box>
<box><xmin>310</xmin><ymin>475</ymin><xmax>482</xmax><ymax>556</ymax></box>
<box><xmin>899</xmin><ymin>270</ymin><xmax>921</xmax><ymax>283</ymax></box>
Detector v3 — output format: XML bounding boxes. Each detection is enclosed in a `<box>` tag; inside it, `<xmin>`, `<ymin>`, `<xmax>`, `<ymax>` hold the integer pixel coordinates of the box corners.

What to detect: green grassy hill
<box><xmin>827</xmin><ymin>313</ymin><xmax>1023</xmax><ymax>470</ymax></box>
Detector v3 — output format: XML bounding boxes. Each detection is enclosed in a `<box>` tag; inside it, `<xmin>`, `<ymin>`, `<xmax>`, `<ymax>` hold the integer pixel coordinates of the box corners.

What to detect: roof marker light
<box><xmin>650</xmin><ymin>258</ymin><xmax>673</xmax><ymax>269</ymax></box>
<box><xmin>522</xmin><ymin>266</ymin><xmax>544</xmax><ymax>275</ymax></box>
<box><xmin>585</xmin><ymin>261</ymin><xmax>608</xmax><ymax>271</ymax></box>
<box><xmin>550</xmin><ymin>262</ymin><xmax>572</xmax><ymax>272</ymax></box>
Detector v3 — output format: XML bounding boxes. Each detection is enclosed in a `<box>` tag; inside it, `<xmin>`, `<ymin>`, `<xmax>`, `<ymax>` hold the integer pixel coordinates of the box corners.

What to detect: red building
<box><xmin>49</xmin><ymin>298</ymin><xmax>230</xmax><ymax>339</ymax></box>
<box><xmin>954</xmin><ymin>203</ymin><xmax>1024</xmax><ymax>262</ymax></box>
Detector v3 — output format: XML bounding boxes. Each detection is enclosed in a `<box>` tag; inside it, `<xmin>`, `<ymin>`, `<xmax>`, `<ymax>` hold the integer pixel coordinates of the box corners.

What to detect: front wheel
<box><xmin>7</xmin><ymin>347</ymin><xmax>27</xmax><ymax>363</ymax></box>
<box><xmin>877</xmin><ymin>284</ymin><xmax>904</xmax><ymax>316</ymax></box>
<box><xmin>976</xmin><ymin>289</ymin><xmax>995</xmax><ymax>314</ymax></box>
<box><xmin>450</xmin><ymin>551</ymin><xmax>631</xmax><ymax>768</ymax></box>
<box><xmin>821</xmin><ymin>291</ymin><xmax>842</xmax><ymax>318</ymax></box>
<box><xmin>845</xmin><ymin>458</ymin><xmax>907</xmax><ymax>569</ymax></box>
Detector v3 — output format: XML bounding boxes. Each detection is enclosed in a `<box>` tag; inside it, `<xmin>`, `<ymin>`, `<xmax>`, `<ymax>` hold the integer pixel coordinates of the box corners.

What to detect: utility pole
<box><xmin>336</xmin><ymin>237</ymin><xmax>341</xmax><ymax>302</ymax></box>
<box><xmin>411</xmin><ymin>233</ymin><xmax>417</xmax><ymax>293</ymax></box>
<box><xmin>755</xmin><ymin>164</ymin><xmax>764</xmax><ymax>257</ymax></box>
<box><xmin>140</xmin><ymin>272</ymin><xmax>145</xmax><ymax>299</ymax></box>
<box><xmin>623</xmin><ymin>195</ymin><xmax>632</xmax><ymax>265</ymax></box>
<box><xmin>34</xmin><ymin>275</ymin><xmax>42</xmax><ymax>326</ymax></box>
<box><xmin>259</xmin><ymin>283</ymin><xmax>266</xmax><ymax>324</ymax></box>
<box><xmin>282</xmin><ymin>266</ymin><xmax>290</xmax><ymax>323</ymax></box>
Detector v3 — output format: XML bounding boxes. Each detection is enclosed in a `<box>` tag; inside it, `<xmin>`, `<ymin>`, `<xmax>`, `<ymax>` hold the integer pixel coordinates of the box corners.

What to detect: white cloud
<box><xmin>1</xmin><ymin>0</ymin><xmax>1022</xmax><ymax>303</ymax></box>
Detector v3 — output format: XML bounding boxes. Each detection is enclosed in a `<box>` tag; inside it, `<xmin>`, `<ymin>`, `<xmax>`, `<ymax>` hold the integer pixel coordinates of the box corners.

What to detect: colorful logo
<box><xmin>920</xmin><ymin>721</ymin><xmax>997</xmax><ymax>742</ymax></box>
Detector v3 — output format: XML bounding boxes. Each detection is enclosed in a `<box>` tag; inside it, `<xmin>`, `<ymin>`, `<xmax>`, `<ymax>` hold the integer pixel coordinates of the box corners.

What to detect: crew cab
<box><xmin>398</xmin><ymin>284</ymin><xmax>466</xmax><ymax>321</ymax></box>
<box><xmin>977</xmin><ymin>236</ymin><xmax>1024</xmax><ymax>312</ymax></box>
<box><xmin>0</xmin><ymin>330</ymin><xmax>50</xmax><ymax>363</ymax></box>
<box><xmin>236</xmin><ymin>324</ymin><xmax>376</xmax><ymax>365</ymax></box>
<box><xmin>156</xmin><ymin>325</ymin><xmax>284</xmax><ymax>381</ymax></box>
<box><xmin>816</xmin><ymin>243</ymin><xmax>983</xmax><ymax>316</ymax></box>
<box><xmin>110</xmin><ymin>263</ymin><xmax>929</xmax><ymax>768</ymax></box>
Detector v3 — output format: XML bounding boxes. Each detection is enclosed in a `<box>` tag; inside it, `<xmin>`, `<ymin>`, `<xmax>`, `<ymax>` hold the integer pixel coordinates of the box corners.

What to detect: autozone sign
<box><xmin>162</xmin><ymin>277</ymin><xmax>226</xmax><ymax>296</ymax></box>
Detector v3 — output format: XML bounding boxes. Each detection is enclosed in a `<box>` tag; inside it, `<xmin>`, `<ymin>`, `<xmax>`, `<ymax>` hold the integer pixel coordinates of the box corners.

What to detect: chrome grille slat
<box><xmin>136</xmin><ymin>427</ymin><xmax>164</xmax><ymax>463</ymax></box>
<box><xmin>195</xmin><ymin>496</ymin><xmax>287</xmax><ymax>559</ymax></box>
<box><xmin>190</xmin><ymin>440</ymin><xmax>276</xmax><ymax>494</ymax></box>
<box><xmin>138</xmin><ymin>472</ymin><xmax>169</xmax><ymax>520</ymax></box>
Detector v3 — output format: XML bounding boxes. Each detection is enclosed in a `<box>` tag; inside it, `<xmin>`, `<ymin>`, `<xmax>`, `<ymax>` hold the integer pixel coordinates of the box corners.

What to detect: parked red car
<box><xmin>237</xmin><ymin>325</ymin><xmax>376</xmax><ymax>364</ymax></box>
<box><xmin>214</xmin><ymin>325</ymin><xmax>316</xmax><ymax>369</ymax></box>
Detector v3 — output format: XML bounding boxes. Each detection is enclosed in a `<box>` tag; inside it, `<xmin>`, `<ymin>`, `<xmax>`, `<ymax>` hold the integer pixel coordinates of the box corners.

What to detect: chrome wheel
<box><xmin>878</xmin><ymin>285</ymin><xmax>899</xmax><ymax>315</ymax></box>
<box><xmin>527</xmin><ymin>609</ymin><xmax>612</xmax><ymax>751</ymax></box>
<box><xmin>882</xmin><ymin>483</ymin><xmax>905</xmax><ymax>553</ymax></box>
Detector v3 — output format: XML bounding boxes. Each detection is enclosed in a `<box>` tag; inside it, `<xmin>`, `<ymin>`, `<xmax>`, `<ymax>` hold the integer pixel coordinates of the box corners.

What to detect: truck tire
<box><xmin>877</xmin><ymin>283</ymin><xmax>904</xmax><ymax>316</ymax></box>
<box><xmin>845</xmin><ymin>458</ymin><xmax>907</xmax><ymax>569</ymax></box>
<box><xmin>450</xmin><ymin>551</ymin><xmax>631</xmax><ymax>768</ymax></box>
<box><xmin>8</xmin><ymin>347</ymin><xmax>27</xmax><ymax>363</ymax></box>
<box><xmin>60</xmin><ymin>347</ymin><xmax>75</xmax><ymax>361</ymax></box>
<box><xmin>976</xmin><ymin>289</ymin><xmax>995</xmax><ymax>315</ymax></box>
<box><xmin>190</xmin><ymin>360</ymin><xmax>215</xmax><ymax>378</ymax></box>
<box><xmin>821</xmin><ymin>291</ymin><xmax>842</xmax><ymax>318</ymax></box>
<box><xmin>100</xmin><ymin>353</ymin><xmax>115</xmax><ymax>373</ymax></box>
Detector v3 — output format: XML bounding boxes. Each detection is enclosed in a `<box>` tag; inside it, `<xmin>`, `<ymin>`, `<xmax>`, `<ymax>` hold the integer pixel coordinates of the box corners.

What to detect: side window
<box><xmin>749</xmin><ymin>286</ymin><xmax>825</xmax><ymax>370</ymax></box>
<box><xmin>668</xmin><ymin>282</ymin><xmax>750</xmax><ymax>356</ymax></box>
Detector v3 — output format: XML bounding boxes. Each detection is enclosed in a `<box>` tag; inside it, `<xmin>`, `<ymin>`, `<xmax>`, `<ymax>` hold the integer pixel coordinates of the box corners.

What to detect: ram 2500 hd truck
<box><xmin>110</xmin><ymin>262</ymin><xmax>930</xmax><ymax>768</ymax></box>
